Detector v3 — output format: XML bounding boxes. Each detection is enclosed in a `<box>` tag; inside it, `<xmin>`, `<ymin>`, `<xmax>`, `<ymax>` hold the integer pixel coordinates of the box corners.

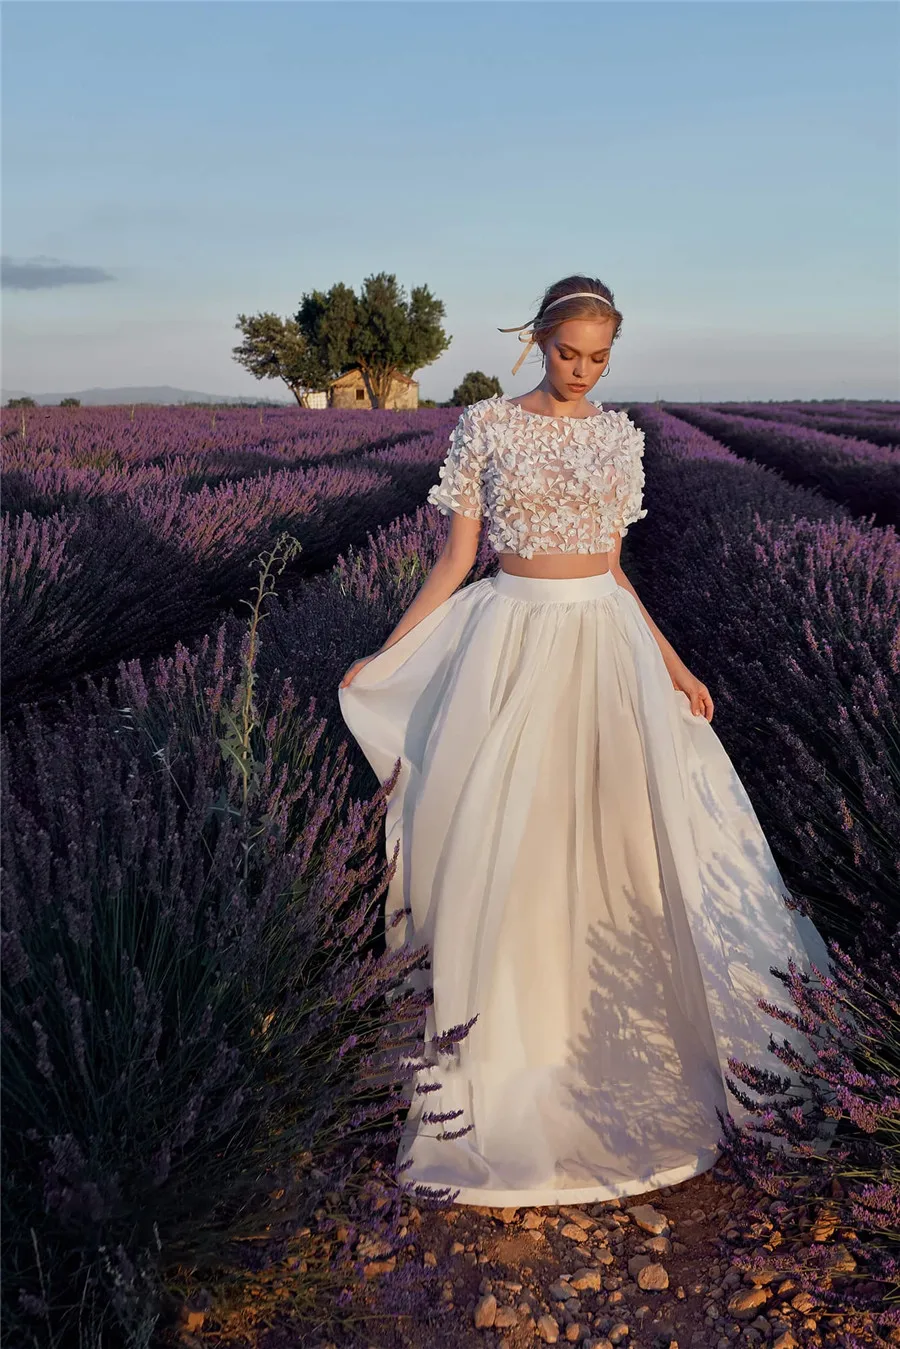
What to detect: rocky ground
<box><xmin>171</xmin><ymin>1159</ymin><xmax>888</xmax><ymax>1349</ymax></box>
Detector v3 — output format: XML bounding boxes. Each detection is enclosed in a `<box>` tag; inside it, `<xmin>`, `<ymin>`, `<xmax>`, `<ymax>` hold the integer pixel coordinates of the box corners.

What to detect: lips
<box><xmin>569</xmin><ymin>384</ymin><xmax>587</xmax><ymax>391</ymax></box>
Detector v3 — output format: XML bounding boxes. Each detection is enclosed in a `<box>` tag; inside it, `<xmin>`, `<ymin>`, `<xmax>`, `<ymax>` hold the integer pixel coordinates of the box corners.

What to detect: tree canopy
<box><xmin>233</xmin><ymin>272</ymin><xmax>451</xmax><ymax>408</ymax></box>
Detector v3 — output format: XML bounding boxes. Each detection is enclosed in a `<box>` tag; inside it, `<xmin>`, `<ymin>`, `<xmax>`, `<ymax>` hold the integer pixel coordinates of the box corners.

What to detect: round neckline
<box><xmin>501</xmin><ymin>393</ymin><xmax>605</xmax><ymax>422</ymax></box>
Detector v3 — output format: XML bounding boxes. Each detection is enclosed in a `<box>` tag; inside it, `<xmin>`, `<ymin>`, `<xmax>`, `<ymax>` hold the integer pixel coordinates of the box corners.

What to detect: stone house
<box><xmin>328</xmin><ymin>368</ymin><xmax>419</xmax><ymax>410</ymax></box>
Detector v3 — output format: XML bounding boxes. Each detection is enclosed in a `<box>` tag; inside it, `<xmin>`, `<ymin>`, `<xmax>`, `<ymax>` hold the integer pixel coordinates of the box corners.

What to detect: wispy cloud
<box><xmin>1</xmin><ymin>256</ymin><xmax>116</xmax><ymax>291</ymax></box>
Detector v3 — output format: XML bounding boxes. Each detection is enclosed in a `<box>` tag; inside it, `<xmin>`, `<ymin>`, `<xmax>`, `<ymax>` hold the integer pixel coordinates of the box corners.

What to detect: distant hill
<box><xmin>1</xmin><ymin>385</ymin><xmax>294</xmax><ymax>407</ymax></box>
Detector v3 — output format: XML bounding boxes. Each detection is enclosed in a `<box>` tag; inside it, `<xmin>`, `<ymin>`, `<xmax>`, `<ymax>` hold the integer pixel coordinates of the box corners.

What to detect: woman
<box><xmin>337</xmin><ymin>276</ymin><xmax>828</xmax><ymax>1208</ymax></box>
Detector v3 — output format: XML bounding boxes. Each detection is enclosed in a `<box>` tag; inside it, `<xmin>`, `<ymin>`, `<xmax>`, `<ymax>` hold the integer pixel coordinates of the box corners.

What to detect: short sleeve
<box><xmin>610</xmin><ymin>415</ymin><xmax>648</xmax><ymax>537</ymax></box>
<box><xmin>426</xmin><ymin>403</ymin><xmax>489</xmax><ymax>520</ymax></box>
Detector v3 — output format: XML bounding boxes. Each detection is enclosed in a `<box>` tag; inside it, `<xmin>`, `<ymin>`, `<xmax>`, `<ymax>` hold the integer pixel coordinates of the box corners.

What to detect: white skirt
<box><xmin>337</xmin><ymin>568</ymin><xmax>828</xmax><ymax>1207</ymax></box>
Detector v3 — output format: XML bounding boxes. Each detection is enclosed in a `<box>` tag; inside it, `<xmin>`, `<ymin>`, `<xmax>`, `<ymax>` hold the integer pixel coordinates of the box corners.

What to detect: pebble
<box><xmin>561</xmin><ymin>1223</ymin><xmax>591</xmax><ymax>1242</ymax></box>
<box><xmin>473</xmin><ymin>1293</ymin><xmax>497</xmax><ymax>1329</ymax></box>
<box><xmin>609</xmin><ymin>1322</ymin><xmax>631</xmax><ymax>1345</ymax></box>
<box><xmin>726</xmin><ymin>1289</ymin><xmax>769</xmax><ymax>1319</ymax></box>
<box><xmin>772</xmin><ymin>1335</ymin><xmax>797</xmax><ymax>1349</ymax></box>
<box><xmin>571</xmin><ymin>1268</ymin><xmax>605</xmax><ymax>1292</ymax></box>
<box><xmin>628</xmin><ymin>1255</ymin><xmax>652</xmax><ymax>1278</ymax></box>
<box><xmin>550</xmin><ymin>1282</ymin><xmax>576</xmax><ymax>1301</ymax></box>
<box><xmin>790</xmin><ymin>1293</ymin><xmax>815</xmax><ymax>1314</ymax></box>
<box><xmin>594</xmin><ymin>1247</ymin><xmax>616</xmax><ymax>1265</ymax></box>
<box><xmin>495</xmin><ymin>1307</ymin><xmax>519</xmax><ymax>1328</ymax></box>
<box><xmin>565</xmin><ymin>1326</ymin><xmax>582</xmax><ymax>1343</ymax></box>
<box><xmin>643</xmin><ymin>1236</ymin><xmax>672</xmax><ymax>1257</ymax></box>
<box><xmin>626</xmin><ymin>1205</ymin><xmax>669</xmax><ymax>1235</ymax></box>
<box><xmin>637</xmin><ymin>1263</ymin><xmax>669</xmax><ymax>1292</ymax></box>
<box><xmin>537</xmin><ymin>1313</ymin><xmax>561</xmax><ymax>1343</ymax></box>
<box><xmin>523</xmin><ymin>1210</ymin><xmax>545</xmax><ymax>1229</ymax></box>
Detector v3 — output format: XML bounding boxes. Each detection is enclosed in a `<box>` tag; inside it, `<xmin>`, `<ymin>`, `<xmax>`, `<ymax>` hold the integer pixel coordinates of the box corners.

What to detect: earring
<box><xmin>601</xmin><ymin>365</ymin><xmax>611</xmax><ymax>378</ymax></box>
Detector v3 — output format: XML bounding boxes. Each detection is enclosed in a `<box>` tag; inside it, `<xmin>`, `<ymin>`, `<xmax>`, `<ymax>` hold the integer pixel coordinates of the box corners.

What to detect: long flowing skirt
<box><xmin>337</xmin><ymin>568</ymin><xmax>828</xmax><ymax>1207</ymax></box>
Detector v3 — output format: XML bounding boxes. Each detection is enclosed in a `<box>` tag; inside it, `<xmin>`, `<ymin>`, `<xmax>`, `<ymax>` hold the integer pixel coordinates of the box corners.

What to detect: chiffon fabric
<box><xmin>337</xmin><ymin>568</ymin><xmax>828</xmax><ymax>1207</ymax></box>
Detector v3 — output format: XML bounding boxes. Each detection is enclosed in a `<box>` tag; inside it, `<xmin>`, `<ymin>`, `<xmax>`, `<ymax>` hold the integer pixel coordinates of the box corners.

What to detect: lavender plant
<box><xmin>720</xmin><ymin>906</ymin><xmax>900</xmax><ymax>1322</ymax></box>
<box><xmin>0</xmin><ymin>531</ymin><xmax>471</xmax><ymax>1346</ymax></box>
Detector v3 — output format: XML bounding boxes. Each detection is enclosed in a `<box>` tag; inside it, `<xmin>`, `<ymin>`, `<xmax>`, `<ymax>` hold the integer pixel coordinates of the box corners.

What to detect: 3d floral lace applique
<box><xmin>426</xmin><ymin>394</ymin><xmax>647</xmax><ymax>559</ymax></box>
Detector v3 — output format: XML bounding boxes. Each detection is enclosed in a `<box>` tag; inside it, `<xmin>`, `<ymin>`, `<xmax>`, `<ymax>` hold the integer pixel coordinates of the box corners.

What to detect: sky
<box><xmin>2</xmin><ymin>0</ymin><xmax>898</xmax><ymax>404</ymax></box>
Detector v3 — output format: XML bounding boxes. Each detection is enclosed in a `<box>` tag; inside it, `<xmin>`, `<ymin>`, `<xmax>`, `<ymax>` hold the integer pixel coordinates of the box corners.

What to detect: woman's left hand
<box><xmin>669</xmin><ymin>664</ymin><xmax>714</xmax><ymax>721</ymax></box>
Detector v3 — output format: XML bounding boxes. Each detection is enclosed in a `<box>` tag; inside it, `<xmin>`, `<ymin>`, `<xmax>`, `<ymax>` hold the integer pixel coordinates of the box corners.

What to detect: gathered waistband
<box><xmin>492</xmin><ymin>569</ymin><xmax>620</xmax><ymax>603</ymax></box>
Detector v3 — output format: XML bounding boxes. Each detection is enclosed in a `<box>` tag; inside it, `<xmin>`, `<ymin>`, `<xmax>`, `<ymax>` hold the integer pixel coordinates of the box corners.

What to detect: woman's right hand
<box><xmin>339</xmin><ymin>652</ymin><xmax>380</xmax><ymax>690</ymax></box>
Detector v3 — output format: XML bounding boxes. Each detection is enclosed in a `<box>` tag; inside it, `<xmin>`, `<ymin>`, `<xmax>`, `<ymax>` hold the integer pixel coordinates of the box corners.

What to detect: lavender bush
<box><xmin>0</xmin><ymin>533</ymin><xmax>472</xmax><ymax>1346</ymax></box>
<box><xmin>720</xmin><ymin>907</ymin><xmax>900</xmax><ymax>1322</ymax></box>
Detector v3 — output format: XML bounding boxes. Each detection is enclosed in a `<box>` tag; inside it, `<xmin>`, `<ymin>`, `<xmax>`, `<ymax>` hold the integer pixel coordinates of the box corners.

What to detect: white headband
<box><xmin>498</xmin><ymin>292</ymin><xmax>615</xmax><ymax>375</ymax></box>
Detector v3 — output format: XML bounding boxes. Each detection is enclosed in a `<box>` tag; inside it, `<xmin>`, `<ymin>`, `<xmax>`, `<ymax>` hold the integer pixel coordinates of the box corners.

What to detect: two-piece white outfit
<box><xmin>338</xmin><ymin>393</ymin><xmax>827</xmax><ymax>1207</ymax></box>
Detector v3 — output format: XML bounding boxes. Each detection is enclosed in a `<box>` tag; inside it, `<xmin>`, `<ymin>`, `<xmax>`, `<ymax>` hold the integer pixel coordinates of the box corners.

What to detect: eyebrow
<box><xmin>556</xmin><ymin>341</ymin><xmax>611</xmax><ymax>355</ymax></box>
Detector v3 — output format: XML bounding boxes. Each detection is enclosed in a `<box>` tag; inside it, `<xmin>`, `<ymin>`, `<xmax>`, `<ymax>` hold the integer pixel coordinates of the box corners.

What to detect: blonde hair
<box><xmin>499</xmin><ymin>275</ymin><xmax>623</xmax><ymax>374</ymax></box>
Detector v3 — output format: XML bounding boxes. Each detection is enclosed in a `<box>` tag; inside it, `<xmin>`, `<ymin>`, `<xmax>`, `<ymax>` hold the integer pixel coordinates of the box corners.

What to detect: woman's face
<box><xmin>540</xmin><ymin>317</ymin><xmax>616</xmax><ymax>398</ymax></box>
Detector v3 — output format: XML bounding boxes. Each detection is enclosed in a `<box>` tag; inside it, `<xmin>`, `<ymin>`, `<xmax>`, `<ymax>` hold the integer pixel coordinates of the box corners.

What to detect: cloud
<box><xmin>1</xmin><ymin>255</ymin><xmax>116</xmax><ymax>291</ymax></box>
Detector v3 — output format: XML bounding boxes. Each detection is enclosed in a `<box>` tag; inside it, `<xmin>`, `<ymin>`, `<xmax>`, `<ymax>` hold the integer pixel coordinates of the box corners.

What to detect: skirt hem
<box><xmin>399</xmin><ymin>1148</ymin><xmax>720</xmax><ymax>1209</ymax></box>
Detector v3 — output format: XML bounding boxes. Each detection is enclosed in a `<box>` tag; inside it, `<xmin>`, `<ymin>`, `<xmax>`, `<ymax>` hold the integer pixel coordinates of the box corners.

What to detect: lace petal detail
<box><xmin>426</xmin><ymin>396</ymin><xmax>647</xmax><ymax>558</ymax></box>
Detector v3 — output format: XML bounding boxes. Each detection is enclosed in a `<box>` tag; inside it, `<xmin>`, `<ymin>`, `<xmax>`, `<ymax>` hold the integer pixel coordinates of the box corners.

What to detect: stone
<box><xmin>745</xmin><ymin>1269</ymin><xmax>778</xmax><ymax>1287</ymax></box>
<box><xmin>562</xmin><ymin>1223</ymin><xmax>591</xmax><ymax>1242</ymax></box>
<box><xmin>809</xmin><ymin>1210</ymin><xmax>838</xmax><ymax>1242</ymax></box>
<box><xmin>825</xmin><ymin>1244</ymin><xmax>857</xmax><ymax>1274</ymax></box>
<box><xmin>362</xmin><ymin>1257</ymin><xmax>396</xmax><ymax>1277</ymax></box>
<box><xmin>550</xmin><ymin>1282</ymin><xmax>577</xmax><ymax>1301</ymax></box>
<box><xmin>609</xmin><ymin>1323</ymin><xmax>631</xmax><ymax>1345</ymax></box>
<box><xmin>772</xmin><ymin>1336</ymin><xmax>796</xmax><ymax>1349</ymax></box>
<box><xmin>566</xmin><ymin>1326</ymin><xmax>582</xmax><ymax>1343</ymax></box>
<box><xmin>537</xmin><ymin>1314</ymin><xmax>561</xmax><ymax>1343</ymax></box>
<box><xmin>450</xmin><ymin>1240</ymin><xmax>465</xmax><ymax>1255</ymax></box>
<box><xmin>629</xmin><ymin>1255</ymin><xmax>652</xmax><ymax>1278</ymax></box>
<box><xmin>495</xmin><ymin>1307</ymin><xmax>519</xmax><ymax>1328</ymax></box>
<box><xmin>560</xmin><ymin>1206</ymin><xmax>598</xmax><ymax>1230</ymax></box>
<box><xmin>572</xmin><ymin>1269</ymin><xmax>606</xmax><ymax>1292</ymax></box>
<box><xmin>594</xmin><ymin>1247</ymin><xmax>616</xmax><ymax>1265</ymax></box>
<box><xmin>523</xmin><ymin>1210</ymin><xmax>545</xmax><ymax>1229</ymax></box>
<box><xmin>626</xmin><ymin>1205</ymin><xmax>669</xmax><ymax>1236</ymax></box>
<box><xmin>637</xmin><ymin>1264</ymin><xmax>669</xmax><ymax>1292</ymax></box>
<box><xmin>643</xmin><ymin>1236</ymin><xmax>672</xmax><ymax>1257</ymax></box>
<box><xmin>423</xmin><ymin>1250</ymin><xmax>437</xmax><ymax>1267</ymax></box>
<box><xmin>474</xmin><ymin>1294</ymin><xmax>497</xmax><ymax>1329</ymax></box>
<box><xmin>790</xmin><ymin>1293</ymin><xmax>815</xmax><ymax>1314</ymax></box>
<box><xmin>726</xmin><ymin>1290</ymin><xmax>769</xmax><ymax>1320</ymax></box>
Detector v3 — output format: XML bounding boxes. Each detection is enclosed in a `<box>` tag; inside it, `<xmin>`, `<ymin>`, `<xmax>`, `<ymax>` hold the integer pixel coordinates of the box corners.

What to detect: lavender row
<box><xmin>626</xmin><ymin>405</ymin><xmax>898</xmax><ymax>937</ymax></box>
<box><xmin>663</xmin><ymin>404</ymin><xmax>900</xmax><ymax>528</ymax></box>
<box><xmin>703</xmin><ymin>401</ymin><xmax>900</xmax><ymax>449</ymax></box>
<box><xmin>1</xmin><ymin>417</ymin><xmax>465</xmax><ymax>715</ymax></box>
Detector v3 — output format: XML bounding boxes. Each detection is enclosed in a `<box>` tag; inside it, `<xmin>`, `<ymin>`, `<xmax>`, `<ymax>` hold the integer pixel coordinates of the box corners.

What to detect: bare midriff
<box><xmin>497</xmin><ymin>551</ymin><xmax>611</xmax><ymax>578</ymax></box>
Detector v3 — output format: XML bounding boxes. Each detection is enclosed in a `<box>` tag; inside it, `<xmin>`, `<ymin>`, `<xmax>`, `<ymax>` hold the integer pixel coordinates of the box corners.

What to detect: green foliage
<box><xmin>231</xmin><ymin>312</ymin><xmax>326</xmax><ymax>408</ymax></box>
<box><xmin>451</xmin><ymin>371</ymin><xmax>504</xmax><ymax>406</ymax></box>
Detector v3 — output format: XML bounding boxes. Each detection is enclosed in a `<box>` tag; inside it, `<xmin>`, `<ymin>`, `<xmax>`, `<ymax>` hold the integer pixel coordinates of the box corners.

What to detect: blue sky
<box><xmin>3</xmin><ymin>1</ymin><xmax>898</xmax><ymax>403</ymax></box>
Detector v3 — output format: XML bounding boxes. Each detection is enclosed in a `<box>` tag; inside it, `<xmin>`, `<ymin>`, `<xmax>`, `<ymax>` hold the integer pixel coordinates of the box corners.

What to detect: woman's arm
<box><xmin>607</xmin><ymin>532</ymin><xmax>688</xmax><ymax>678</ymax></box>
<box><xmin>374</xmin><ymin>515</ymin><xmax>481</xmax><ymax>654</ymax></box>
<box><xmin>607</xmin><ymin>533</ymin><xmax>714</xmax><ymax>720</ymax></box>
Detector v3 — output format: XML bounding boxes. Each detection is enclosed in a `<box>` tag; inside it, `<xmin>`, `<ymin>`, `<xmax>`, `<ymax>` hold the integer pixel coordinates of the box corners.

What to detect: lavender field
<box><xmin>2</xmin><ymin>401</ymin><xmax>898</xmax><ymax>1346</ymax></box>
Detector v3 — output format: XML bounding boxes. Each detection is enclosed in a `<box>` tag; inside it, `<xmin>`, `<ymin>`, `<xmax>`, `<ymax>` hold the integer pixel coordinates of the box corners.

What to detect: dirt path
<box><xmin>179</xmin><ymin>1158</ymin><xmax>880</xmax><ymax>1349</ymax></box>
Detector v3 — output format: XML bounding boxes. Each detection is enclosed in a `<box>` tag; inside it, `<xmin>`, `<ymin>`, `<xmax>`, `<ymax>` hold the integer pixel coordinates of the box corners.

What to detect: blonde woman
<box><xmin>338</xmin><ymin>275</ymin><xmax>827</xmax><ymax>1209</ymax></box>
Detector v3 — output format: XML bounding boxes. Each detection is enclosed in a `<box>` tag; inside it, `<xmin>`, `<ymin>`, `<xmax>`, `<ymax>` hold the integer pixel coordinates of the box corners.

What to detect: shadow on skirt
<box><xmin>337</xmin><ymin>567</ymin><xmax>828</xmax><ymax>1207</ymax></box>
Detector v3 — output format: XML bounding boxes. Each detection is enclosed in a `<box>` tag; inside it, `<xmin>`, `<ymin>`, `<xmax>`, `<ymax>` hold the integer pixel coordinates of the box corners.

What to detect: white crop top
<box><xmin>425</xmin><ymin>394</ymin><xmax>647</xmax><ymax>559</ymax></box>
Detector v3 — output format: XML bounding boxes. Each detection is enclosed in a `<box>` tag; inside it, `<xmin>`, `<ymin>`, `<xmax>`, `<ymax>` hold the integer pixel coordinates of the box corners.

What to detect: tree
<box><xmin>59</xmin><ymin>397</ymin><xmax>80</xmax><ymax>407</ymax></box>
<box><xmin>231</xmin><ymin>313</ymin><xmax>329</xmax><ymax>408</ymax></box>
<box><xmin>294</xmin><ymin>273</ymin><xmax>450</xmax><ymax>409</ymax></box>
<box><xmin>5</xmin><ymin>397</ymin><xmax>36</xmax><ymax>408</ymax></box>
<box><xmin>451</xmin><ymin>371</ymin><xmax>504</xmax><ymax>407</ymax></box>
<box><xmin>235</xmin><ymin>274</ymin><xmax>451</xmax><ymax>410</ymax></box>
